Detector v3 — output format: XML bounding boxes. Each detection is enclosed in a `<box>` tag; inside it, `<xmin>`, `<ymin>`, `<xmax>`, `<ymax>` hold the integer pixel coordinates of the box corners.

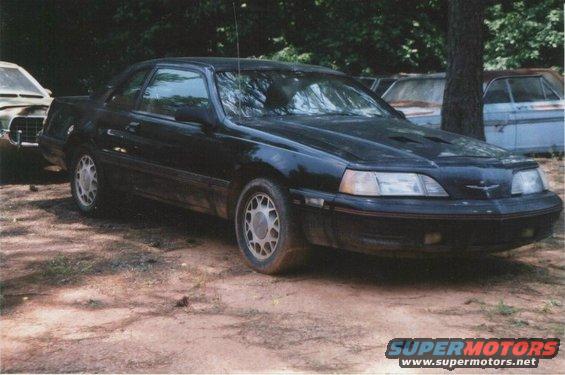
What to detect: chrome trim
<box><xmin>7</xmin><ymin>115</ymin><xmax>45</xmax><ymax>147</ymax></box>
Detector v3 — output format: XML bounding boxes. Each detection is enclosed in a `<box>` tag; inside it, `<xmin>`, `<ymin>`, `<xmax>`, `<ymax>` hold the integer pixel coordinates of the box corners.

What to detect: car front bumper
<box><xmin>291</xmin><ymin>189</ymin><xmax>563</xmax><ymax>257</ymax></box>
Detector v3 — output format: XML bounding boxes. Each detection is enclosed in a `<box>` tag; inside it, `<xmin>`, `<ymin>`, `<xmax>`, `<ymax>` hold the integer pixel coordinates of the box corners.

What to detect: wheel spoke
<box><xmin>243</xmin><ymin>192</ymin><xmax>280</xmax><ymax>261</ymax></box>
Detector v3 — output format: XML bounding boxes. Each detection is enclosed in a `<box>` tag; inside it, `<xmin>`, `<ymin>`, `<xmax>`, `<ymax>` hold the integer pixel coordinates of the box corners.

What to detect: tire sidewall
<box><xmin>235</xmin><ymin>179</ymin><xmax>293</xmax><ymax>272</ymax></box>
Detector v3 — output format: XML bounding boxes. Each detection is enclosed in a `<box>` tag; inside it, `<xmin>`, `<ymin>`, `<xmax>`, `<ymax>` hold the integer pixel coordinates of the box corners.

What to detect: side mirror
<box><xmin>45</xmin><ymin>89</ymin><xmax>53</xmax><ymax>96</ymax></box>
<box><xmin>175</xmin><ymin>105</ymin><xmax>215</xmax><ymax>130</ymax></box>
<box><xmin>395</xmin><ymin>109</ymin><xmax>406</xmax><ymax>119</ymax></box>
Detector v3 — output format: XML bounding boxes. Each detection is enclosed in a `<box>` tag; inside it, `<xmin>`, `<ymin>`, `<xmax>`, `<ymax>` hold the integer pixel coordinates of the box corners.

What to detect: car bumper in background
<box><xmin>292</xmin><ymin>189</ymin><xmax>563</xmax><ymax>257</ymax></box>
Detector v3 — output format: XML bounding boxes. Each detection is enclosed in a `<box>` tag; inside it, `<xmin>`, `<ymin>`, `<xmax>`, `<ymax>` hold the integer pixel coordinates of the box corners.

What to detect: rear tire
<box><xmin>70</xmin><ymin>145</ymin><xmax>112</xmax><ymax>216</ymax></box>
<box><xmin>235</xmin><ymin>178</ymin><xmax>309</xmax><ymax>274</ymax></box>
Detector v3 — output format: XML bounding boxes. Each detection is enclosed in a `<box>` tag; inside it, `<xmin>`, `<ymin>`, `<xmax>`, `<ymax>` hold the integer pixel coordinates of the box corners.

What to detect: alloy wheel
<box><xmin>244</xmin><ymin>193</ymin><xmax>280</xmax><ymax>260</ymax></box>
<box><xmin>74</xmin><ymin>155</ymin><xmax>98</xmax><ymax>207</ymax></box>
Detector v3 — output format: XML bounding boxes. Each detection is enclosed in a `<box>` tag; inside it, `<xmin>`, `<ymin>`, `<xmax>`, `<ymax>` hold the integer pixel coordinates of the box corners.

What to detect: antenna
<box><xmin>232</xmin><ymin>1</ymin><xmax>242</xmax><ymax>117</ymax></box>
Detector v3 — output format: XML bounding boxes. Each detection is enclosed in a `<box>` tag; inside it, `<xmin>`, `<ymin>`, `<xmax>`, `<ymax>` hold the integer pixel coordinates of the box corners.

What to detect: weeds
<box><xmin>493</xmin><ymin>300</ymin><xmax>518</xmax><ymax>316</ymax></box>
<box><xmin>42</xmin><ymin>254</ymin><xmax>94</xmax><ymax>284</ymax></box>
<box><xmin>540</xmin><ymin>299</ymin><xmax>561</xmax><ymax>313</ymax></box>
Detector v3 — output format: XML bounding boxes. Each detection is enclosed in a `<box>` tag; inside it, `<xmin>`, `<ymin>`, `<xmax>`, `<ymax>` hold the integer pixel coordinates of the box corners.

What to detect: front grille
<box><xmin>9</xmin><ymin>117</ymin><xmax>44</xmax><ymax>144</ymax></box>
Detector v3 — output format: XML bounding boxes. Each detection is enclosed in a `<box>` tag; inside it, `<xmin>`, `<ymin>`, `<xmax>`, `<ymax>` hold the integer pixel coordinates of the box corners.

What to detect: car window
<box><xmin>106</xmin><ymin>69</ymin><xmax>150</xmax><ymax>110</ymax></box>
<box><xmin>358</xmin><ymin>78</ymin><xmax>375</xmax><ymax>88</ymax></box>
<box><xmin>217</xmin><ymin>71</ymin><xmax>388</xmax><ymax>118</ymax></box>
<box><xmin>484</xmin><ymin>79</ymin><xmax>510</xmax><ymax>104</ymax></box>
<box><xmin>138</xmin><ymin>69</ymin><xmax>209</xmax><ymax>117</ymax></box>
<box><xmin>382</xmin><ymin>78</ymin><xmax>445</xmax><ymax>107</ymax></box>
<box><xmin>541</xmin><ymin>79</ymin><xmax>560</xmax><ymax>101</ymax></box>
<box><xmin>374</xmin><ymin>79</ymin><xmax>396</xmax><ymax>96</ymax></box>
<box><xmin>0</xmin><ymin>67</ymin><xmax>43</xmax><ymax>96</ymax></box>
<box><xmin>508</xmin><ymin>77</ymin><xmax>545</xmax><ymax>103</ymax></box>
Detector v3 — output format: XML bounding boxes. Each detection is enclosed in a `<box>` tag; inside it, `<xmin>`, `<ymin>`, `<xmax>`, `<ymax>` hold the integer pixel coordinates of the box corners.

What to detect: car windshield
<box><xmin>216</xmin><ymin>71</ymin><xmax>389</xmax><ymax>118</ymax></box>
<box><xmin>383</xmin><ymin>78</ymin><xmax>445</xmax><ymax>107</ymax></box>
<box><xmin>0</xmin><ymin>67</ymin><xmax>43</xmax><ymax>96</ymax></box>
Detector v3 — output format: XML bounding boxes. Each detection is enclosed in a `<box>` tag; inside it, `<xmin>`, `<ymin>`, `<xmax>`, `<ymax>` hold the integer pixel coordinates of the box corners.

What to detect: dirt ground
<box><xmin>1</xmin><ymin>149</ymin><xmax>564</xmax><ymax>373</ymax></box>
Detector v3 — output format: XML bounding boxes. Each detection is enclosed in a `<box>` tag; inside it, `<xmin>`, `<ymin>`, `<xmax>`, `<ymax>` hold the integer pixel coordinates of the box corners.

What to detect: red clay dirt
<box><xmin>1</xmin><ymin>153</ymin><xmax>563</xmax><ymax>373</ymax></box>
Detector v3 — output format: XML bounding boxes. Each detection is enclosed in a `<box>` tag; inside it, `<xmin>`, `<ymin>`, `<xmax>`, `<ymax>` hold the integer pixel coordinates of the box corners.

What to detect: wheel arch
<box><xmin>227</xmin><ymin>162</ymin><xmax>290</xmax><ymax>220</ymax></box>
<box><xmin>63</xmin><ymin>133</ymin><xmax>97</xmax><ymax>169</ymax></box>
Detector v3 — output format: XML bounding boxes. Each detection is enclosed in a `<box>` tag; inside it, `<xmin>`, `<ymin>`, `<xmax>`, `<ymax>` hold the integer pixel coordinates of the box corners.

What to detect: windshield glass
<box><xmin>0</xmin><ymin>67</ymin><xmax>43</xmax><ymax>95</ymax></box>
<box><xmin>383</xmin><ymin>78</ymin><xmax>444</xmax><ymax>107</ymax></box>
<box><xmin>216</xmin><ymin>71</ymin><xmax>389</xmax><ymax>118</ymax></box>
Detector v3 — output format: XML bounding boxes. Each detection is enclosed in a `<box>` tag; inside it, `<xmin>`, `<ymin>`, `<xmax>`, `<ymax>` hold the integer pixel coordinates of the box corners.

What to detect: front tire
<box><xmin>70</xmin><ymin>145</ymin><xmax>110</xmax><ymax>216</ymax></box>
<box><xmin>235</xmin><ymin>178</ymin><xmax>309</xmax><ymax>274</ymax></box>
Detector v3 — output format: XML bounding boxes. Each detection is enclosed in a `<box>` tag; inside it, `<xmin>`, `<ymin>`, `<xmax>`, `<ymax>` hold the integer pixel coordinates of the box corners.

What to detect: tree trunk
<box><xmin>441</xmin><ymin>0</ymin><xmax>485</xmax><ymax>140</ymax></box>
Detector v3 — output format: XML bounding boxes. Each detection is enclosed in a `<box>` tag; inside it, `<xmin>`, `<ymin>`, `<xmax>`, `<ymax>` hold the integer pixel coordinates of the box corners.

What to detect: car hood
<box><xmin>0</xmin><ymin>95</ymin><xmax>52</xmax><ymax>110</ymax></box>
<box><xmin>237</xmin><ymin>115</ymin><xmax>524</xmax><ymax>167</ymax></box>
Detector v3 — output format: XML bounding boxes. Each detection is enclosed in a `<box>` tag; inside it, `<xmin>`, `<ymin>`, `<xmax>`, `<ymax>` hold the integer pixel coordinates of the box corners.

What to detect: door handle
<box><xmin>126</xmin><ymin>121</ymin><xmax>140</xmax><ymax>133</ymax></box>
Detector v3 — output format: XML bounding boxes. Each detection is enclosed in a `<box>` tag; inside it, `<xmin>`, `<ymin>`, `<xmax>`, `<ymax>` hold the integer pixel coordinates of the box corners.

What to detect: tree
<box><xmin>441</xmin><ymin>0</ymin><xmax>485</xmax><ymax>140</ymax></box>
<box><xmin>485</xmin><ymin>0</ymin><xmax>563</xmax><ymax>70</ymax></box>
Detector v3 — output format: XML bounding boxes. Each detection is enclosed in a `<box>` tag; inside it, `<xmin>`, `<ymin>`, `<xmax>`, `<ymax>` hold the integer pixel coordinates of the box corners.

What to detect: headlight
<box><xmin>511</xmin><ymin>168</ymin><xmax>549</xmax><ymax>195</ymax></box>
<box><xmin>339</xmin><ymin>170</ymin><xmax>448</xmax><ymax>197</ymax></box>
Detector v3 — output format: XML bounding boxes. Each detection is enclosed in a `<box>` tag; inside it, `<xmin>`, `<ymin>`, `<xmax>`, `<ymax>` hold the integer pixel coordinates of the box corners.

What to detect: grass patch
<box><xmin>509</xmin><ymin>318</ymin><xmax>529</xmax><ymax>328</ymax></box>
<box><xmin>42</xmin><ymin>254</ymin><xmax>94</xmax><ymax>284</ymax></box>
<box><xmin>540</xmin><ymin>299</ymin><xmax>561</xmax><ymax>313</ymax></box>
<box><xmin>493</xmin><ymin>300</ymin><xmax>518</xmax><ymax>316</ymax></box>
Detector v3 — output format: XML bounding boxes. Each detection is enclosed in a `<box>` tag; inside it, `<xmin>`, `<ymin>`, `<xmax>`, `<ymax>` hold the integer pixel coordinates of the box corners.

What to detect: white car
<box><xmin>382</xmin><ymin>69</ymin><xmax>564</xmax><ymax>154</ymax></box>
<box><xmin>0</xmin><ymin>61</ymin><xmax>53</xmax><ymax>147</ymax></box>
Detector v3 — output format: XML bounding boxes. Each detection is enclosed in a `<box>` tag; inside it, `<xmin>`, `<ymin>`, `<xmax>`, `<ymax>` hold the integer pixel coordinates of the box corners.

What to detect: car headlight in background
<box><xmin>511</xmin><ymin>167</ymin><xmax>549</xmax><ymax>195</ymax></box>
<box><xmin>339</xmin><ymin>170</ymin><xmax>449</xmax><ymax>197</ymax></box>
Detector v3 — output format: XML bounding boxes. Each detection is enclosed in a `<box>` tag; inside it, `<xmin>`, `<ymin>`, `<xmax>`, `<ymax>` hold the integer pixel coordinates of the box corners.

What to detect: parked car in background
<box><xmin>39</xmin><ymin>58</ymin><xmax>562</xmax><ymax>274</ymax></box>
<box><xmin>356</xmin><ymin>76</ymin><xmax>400</xmax><ymax>96</ymax></box>
<box><xmin>382</xmin><ymin>69</ymin><xmax>564</xmax><ymax>154</ymax></box>
<box><xmin>0</xmin><ymin>61</ymin><xmax>53</xmax><ymax>148</ymax></box>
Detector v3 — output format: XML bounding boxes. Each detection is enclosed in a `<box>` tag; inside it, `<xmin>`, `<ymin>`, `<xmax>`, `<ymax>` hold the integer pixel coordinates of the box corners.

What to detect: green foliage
<box><xmin>0</xmin><ymin>0</ymin><xmax>562</xmax><ymax>95</ymax></box>
<box><xmin>485</xmin><ymin>0</ymin><xmax>563</xmax><ymax>70</ymax></box>
<box><xmin>493</xmin><ymin>300</ymin><xmax>518</xmax><ymax>316</ymax></box>
<box><xmin>259</xmin><ymin>38</ymin><xmax>313</xmax><ymax>64</ymax></box>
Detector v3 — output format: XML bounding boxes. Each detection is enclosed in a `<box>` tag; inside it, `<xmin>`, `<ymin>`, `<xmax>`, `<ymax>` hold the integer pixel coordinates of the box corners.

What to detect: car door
<box><xmin>126</xmin><ymin>67</ymin><xmax>224</xmax><ymax>213</ymax></box>
<box><xmin>508</xmin><ymin>76</ymin><xmax>564</xmax><ymax>153</ymax></box>
<box><xmin>483</xmin><ymin>78</ymin><xmax>516</xmax><ymax>151</ymax></box>
<box><xmin>94</xmin><ymin>67</ymin><xmax>152</xmax><ymax>189</ymax></box>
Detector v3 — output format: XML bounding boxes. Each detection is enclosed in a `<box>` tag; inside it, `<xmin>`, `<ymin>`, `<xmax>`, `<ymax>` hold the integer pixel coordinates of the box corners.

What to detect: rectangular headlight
<box><xmin>339</xmin><ymin>170</ymin><xmax>448</xmax><ymax>197</ymax></box>
<box><xmin>511</xmin><ymin>168</ymin><xmax>548</xmax><ymax>195</ymax></box>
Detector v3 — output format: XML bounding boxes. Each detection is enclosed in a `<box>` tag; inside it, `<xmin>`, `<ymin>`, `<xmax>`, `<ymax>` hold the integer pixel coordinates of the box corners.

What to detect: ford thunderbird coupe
<box><xmin>39</xmin><ymin>58</ymin><xmax>562</xmax><ymax>274</ymax></box>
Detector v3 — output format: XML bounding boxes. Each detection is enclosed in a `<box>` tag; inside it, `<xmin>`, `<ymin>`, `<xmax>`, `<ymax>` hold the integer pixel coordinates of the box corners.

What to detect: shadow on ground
<box><xmin>0</xmin><ymin>146</ymin><xmax>67</xmax><ymax>185</ymax></box>
<box><xmin>6</xmin><ymin>192</ymin><xmax>551</xmax><ymax>297</ymax></box>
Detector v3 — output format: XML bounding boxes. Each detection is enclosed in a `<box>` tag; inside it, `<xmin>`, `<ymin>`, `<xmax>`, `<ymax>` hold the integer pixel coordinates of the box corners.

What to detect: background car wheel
<box><xmin>235</xmin><ymin>178</ymin><xmax>309</xmax><ymax>274</ymax></box>
<box><xmin>70</xmin><ymin>145</ymin><xmax>111</xmax><ymax>216</ymax></box>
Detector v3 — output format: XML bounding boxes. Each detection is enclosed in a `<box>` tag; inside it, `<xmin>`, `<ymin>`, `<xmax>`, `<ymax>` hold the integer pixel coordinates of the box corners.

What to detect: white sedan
<box><xmin>0</xmin><ymin>61</ymin><xmax>53</xmax><ymax>147</ymax></box>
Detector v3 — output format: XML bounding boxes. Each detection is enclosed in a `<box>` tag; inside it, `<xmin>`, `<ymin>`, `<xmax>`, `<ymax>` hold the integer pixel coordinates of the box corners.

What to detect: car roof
<box><xmin>0</xmin><ymin>61</ymin><xmax>22</xmax><ymax>69</ymax></box>
<box><xmin>390</xmin><ymin>69</ymin><xmax>563</xmax><ymax>84</ymax></box>
<box><xmin>134</xmin><ymin>57</ymin><xmax>344</xmax><ymax>75</ymax></box>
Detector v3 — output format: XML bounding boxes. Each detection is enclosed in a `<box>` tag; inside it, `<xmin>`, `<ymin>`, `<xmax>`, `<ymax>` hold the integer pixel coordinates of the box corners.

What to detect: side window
<box><xmin>508</xmin><ymin>77</ymin><xmax>545</xmax><ymax>103</ymax></box>
<box><xmin>484</xmin><ymin>79</ymin><xmax>511</xmax><ymax>104</ymax></box>
<box><xmin>106</xmin><ymin>69</ymin><xmax>150</xmax><ymax>110</ymax></box>
<box><xmin>138</xmin><ymin>69</ymin><xmax>210</xmax><ymax>117</ymax></box>
<box><xmin>541</xmin><ymin>79</ymin><xmax>561</xmax><ymax>101</ymax></box>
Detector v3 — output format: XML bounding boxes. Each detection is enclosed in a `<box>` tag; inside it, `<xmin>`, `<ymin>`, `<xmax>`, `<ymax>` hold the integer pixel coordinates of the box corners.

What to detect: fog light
<box><xmin>424</xmin><ymin>232</ymin><xmax>442</xmax><ymax>245</ymax></box>
<box><xmin>521</xmin><ymin>228</ymin><xmax>535</xmax><ymax>238</ymax></box>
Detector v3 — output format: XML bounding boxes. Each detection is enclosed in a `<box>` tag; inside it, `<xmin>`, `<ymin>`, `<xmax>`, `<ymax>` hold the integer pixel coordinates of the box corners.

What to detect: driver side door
<box><xmin>126</xmin><ymin>67</ymin><xmax>221</xmax><ymax>213</ymax></box>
